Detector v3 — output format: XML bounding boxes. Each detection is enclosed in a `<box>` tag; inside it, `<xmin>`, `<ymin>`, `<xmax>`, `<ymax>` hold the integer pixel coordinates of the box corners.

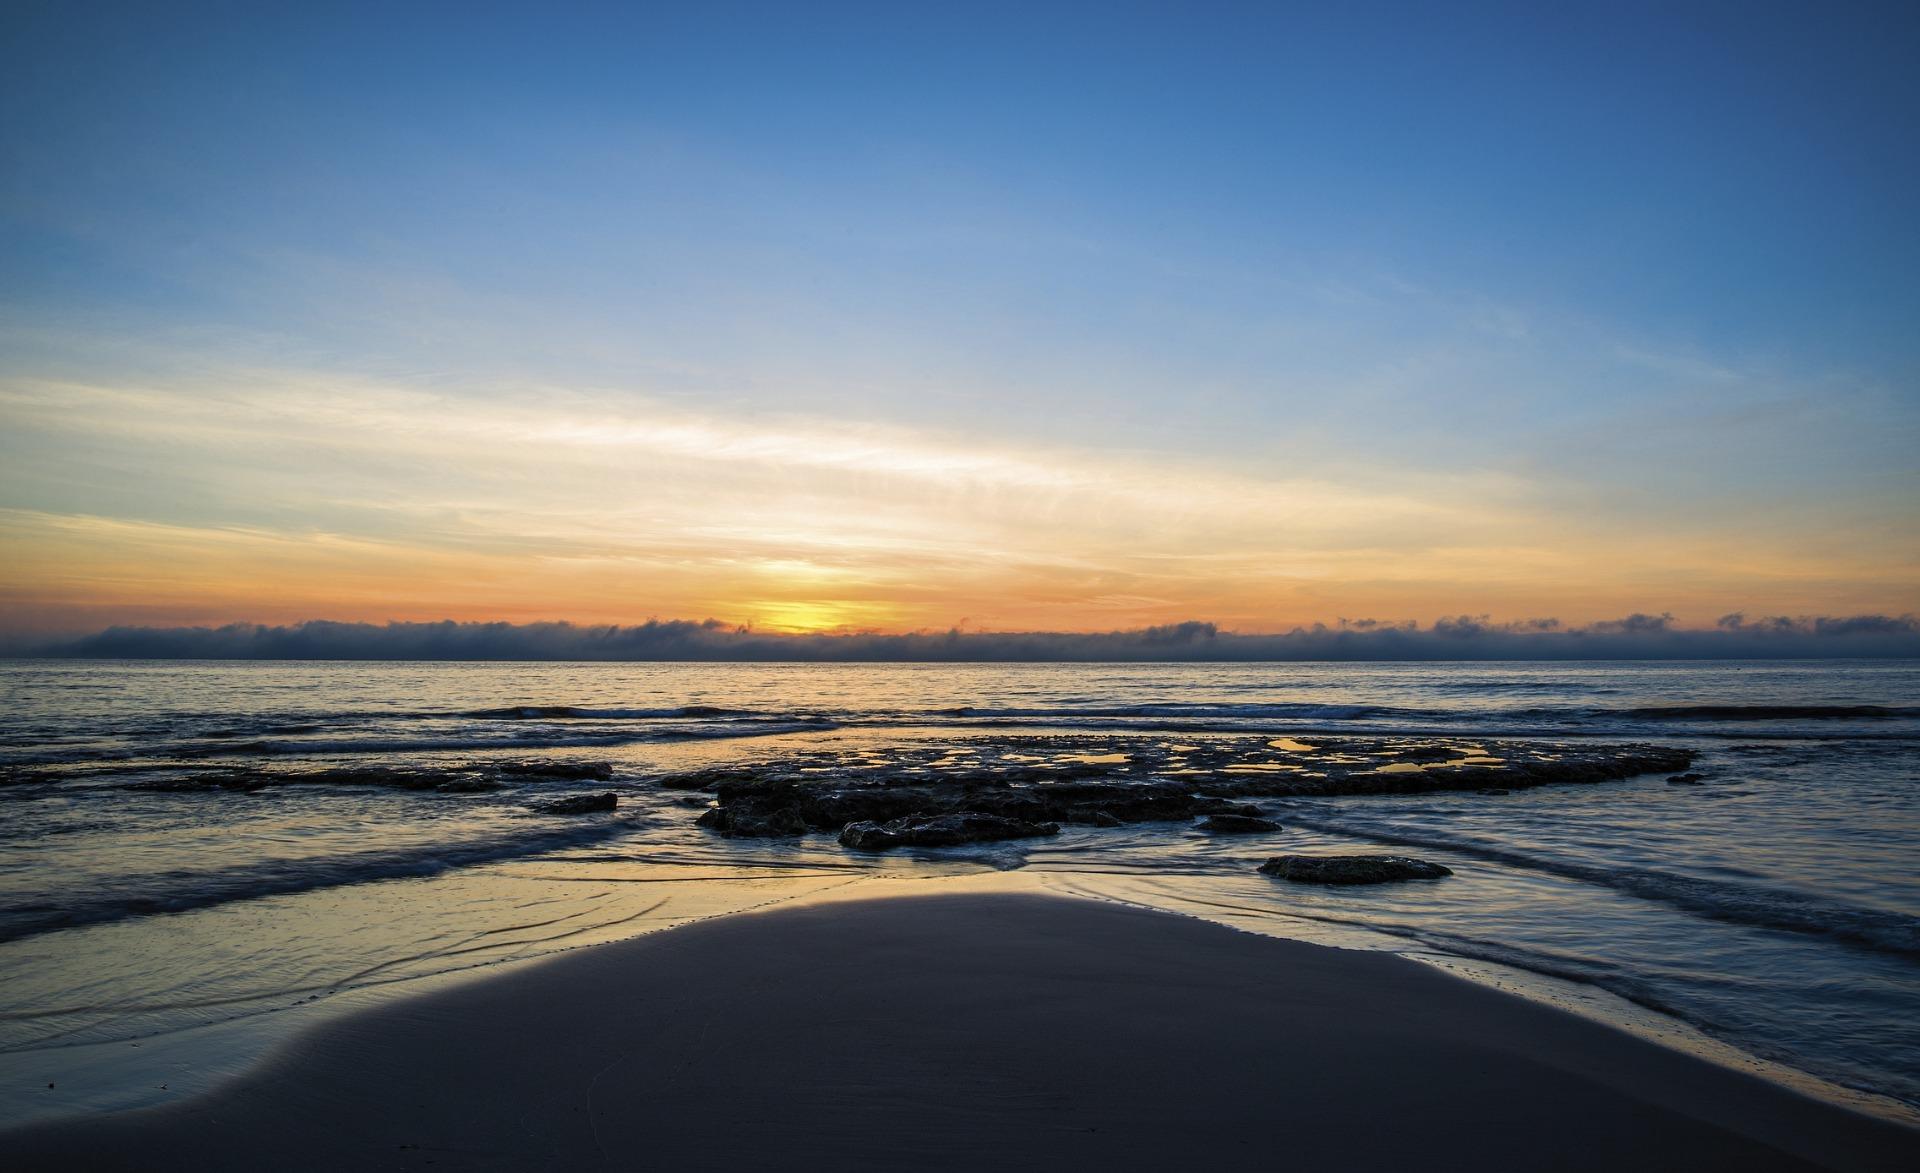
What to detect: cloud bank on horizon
<box><xmin>30</xmin><ymin>614</ymin><xmax>1920</xmax><ymax>662</ymax></box>
<box><xmin>1</xmin><ymin>4</ymin><xmax>1915</xmax><ymax>637</ymax></box>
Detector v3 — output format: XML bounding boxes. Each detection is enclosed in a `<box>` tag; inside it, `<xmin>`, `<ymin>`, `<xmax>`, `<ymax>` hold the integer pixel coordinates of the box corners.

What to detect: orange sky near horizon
<box><xmin>2</xmin><ymin>377</ymin><xmax>1913</xmax><ymax>638</ymax></box>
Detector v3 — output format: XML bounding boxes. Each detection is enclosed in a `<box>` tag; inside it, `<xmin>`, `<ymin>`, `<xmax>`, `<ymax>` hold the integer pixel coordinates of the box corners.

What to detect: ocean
<box><xmin>1</xmin><ymin>658</ymin><xmax>1916</xmax><ymax>1124</ymax></box>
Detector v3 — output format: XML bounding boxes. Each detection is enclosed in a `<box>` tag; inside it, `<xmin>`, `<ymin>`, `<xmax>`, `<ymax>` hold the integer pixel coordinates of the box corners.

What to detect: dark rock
<box><xmin>711</xmin><ymin>778</ymin><xmax>939</xmax><ymax>833</ymax></box>
<box><xmin>1478</xmin><ymin>787</ymin><xmax>1511</xmax><ymax>795</ymax></box>
<box><xmin>679</xmin><ymin>737</ymin><xmax>1697</xmax><ymax>842</ymax></box>
<box><xmin>1196</xmin><ymin>814</ymin><xmax>1281</xmax><ymax>834</ymax></box>
<box><xmin>1666</xmin><ymin>772</ymin><xmax>1706</xmax><ymax>785</ymax></box>
<box><xmin>289</xmin><ymin>767</ymin><xmax>455</xmax><ymax>791</ymax></box>
<box><xmin>1193</xmin><ymin>799</ymin><xmax>1265</xmax><ymax>816</ymax></box>
<box><xmin>136</xmin><ymin>765</ymin><xmax>526</xmax><ymax>793</ymax></box>
<box><xmin>496</xmin><ymin>760</ymin><xmax>615</xmax><ymax>781</ymax></box>
<box><xmin>839</xmin><ymin>812</ymin><xmax>1060</xmax><ymax>851</ymax></box>
<box><xmin>1259</xmin><ymin>855</ymin><xmax>1452</xmax><ymax>884</ymax></box>
<box><xmin>539</xmin><ymin>792</ymin><xmax>618</xmax><ymax>814</ymax></box>
<box><xmin>1026</xmin><ymin>779</ymin><xmax>1201</xmax><ymax>823</ymax></box>
<box><xmin>697</xmin><ymin>805</ymin><xmax>810</xmax><ymax>837</ymax></box>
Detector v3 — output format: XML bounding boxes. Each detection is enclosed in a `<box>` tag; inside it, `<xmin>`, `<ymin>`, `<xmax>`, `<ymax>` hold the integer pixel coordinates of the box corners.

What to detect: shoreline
<box><xmin>9</xmin><ymin>662</ymin><xmax>1917</xmax><ymax>1127</ymax></box>
<box><xmin>3</xmin><ymin>870</ymin><xmax>1915</xmax><ymax>1133</ymax></box>
<box><xmin>1031</xmin><ymin>873</ymin><xmax>1920</xmax><ymax>1126</ymax></box>
<box><xmin>4</xmin><ymin>890</ymin><xmax>1914</xmax><ymax>1171</ymax></box>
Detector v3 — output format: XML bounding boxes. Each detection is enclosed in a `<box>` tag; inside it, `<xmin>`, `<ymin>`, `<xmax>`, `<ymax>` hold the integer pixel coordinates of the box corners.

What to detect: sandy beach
<box><xmin>4</xmin><ymin>892</ymin><xmax>1913</xmax><ymax>1171</ymax></box>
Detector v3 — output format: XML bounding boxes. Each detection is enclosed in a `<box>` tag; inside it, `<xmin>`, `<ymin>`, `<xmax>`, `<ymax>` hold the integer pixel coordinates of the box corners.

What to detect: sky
<box><xmin>2</xmin><ymin>0</ymin><xmax>1916</xmax><ymax>639</ymax></box>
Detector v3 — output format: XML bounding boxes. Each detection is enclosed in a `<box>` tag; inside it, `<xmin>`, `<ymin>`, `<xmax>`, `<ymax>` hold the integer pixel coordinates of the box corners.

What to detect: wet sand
<box><xmin>4</xmin><ymin>893</ymin><xmax>1915</xmax><ymax>1171</ymax></box>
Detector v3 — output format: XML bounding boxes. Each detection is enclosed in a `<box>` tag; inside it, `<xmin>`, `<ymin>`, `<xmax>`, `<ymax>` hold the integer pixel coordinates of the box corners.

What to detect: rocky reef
<box><xmin>672</xmin><ymin>733</ymin><xmax>1692</xmax><ymax>845</ymax></box>
<box><xmin>690</xmin><ymin>771</ymin><xmax>1252</xmax><ymax>839</ymax></box>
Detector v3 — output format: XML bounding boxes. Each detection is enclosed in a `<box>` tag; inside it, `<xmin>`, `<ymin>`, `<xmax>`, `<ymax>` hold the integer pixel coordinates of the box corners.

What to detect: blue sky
<box><xmin>1</xmin><ymin>1</ymin><xmax>1915</xmax><ymax>633</ymax></box>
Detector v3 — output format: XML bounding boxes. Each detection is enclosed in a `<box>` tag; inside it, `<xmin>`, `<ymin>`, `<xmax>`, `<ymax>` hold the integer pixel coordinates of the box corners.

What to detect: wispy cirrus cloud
<box><xmin>0</xmin><ymin>364</ymin><xmax>1913</xmax><ymax>637</ymax></box>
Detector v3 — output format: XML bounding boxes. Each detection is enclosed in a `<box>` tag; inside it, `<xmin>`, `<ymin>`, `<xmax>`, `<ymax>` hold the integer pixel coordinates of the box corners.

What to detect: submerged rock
<box><xmin>1667</xmin><ymin>772</ymin><xmax>1707</xmax><ymax>786</ymax></box>
<box><xmin>539</xmin><ymin>792</ymin><xmax>618</xmax><ymax>814</ymax></box>
<box><xmin>1196</xmin><ymin>814</ymin><xmax>1281</xmax><ymax>834</ymax></box>
<box><xmin>839</xmin><ymin>812</ymin><xmax>1060</xmax><ymax>851</ymax></box>
<box><xmin>1259</xmin><ymin>854</ymin><xmax>1452</xmax><ymax>884</ymax></box>
<box><xmin>126</xmin><ymin>773</ymin><xmax>270</xmax><ymax>794</ymax></box>
<box><xmin>656</xmin><ymin>767</ymin><xmax>764</xmax><ymax>791</ymax></box>
<box><xmin>285</xmin><ymin>766</ymin><xmax>457</xmax><ymax>790</ymax></box>
<box><xmin>435</xmin><ymin>777</ymin><xmax>504</xmax><ymax>794</ymax></box>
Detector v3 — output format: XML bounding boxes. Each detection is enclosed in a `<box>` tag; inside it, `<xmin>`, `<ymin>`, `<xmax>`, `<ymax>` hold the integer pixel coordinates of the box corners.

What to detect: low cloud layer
<box><xmin>31</xmin><ymin>613</ymin><xmax>1920</xmax><ymax>661</ymax></box>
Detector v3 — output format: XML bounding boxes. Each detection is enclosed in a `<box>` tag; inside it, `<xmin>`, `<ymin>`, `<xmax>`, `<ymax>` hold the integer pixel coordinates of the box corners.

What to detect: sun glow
<box><xmin>746</xmin><ymin>600</ymin><xmax>884</xmax><ymax>634</ymax></box>
<box><xmin>0</xmin><ymin>375</ymin><xmax>1913</xmax><ymax>637</ymax></box>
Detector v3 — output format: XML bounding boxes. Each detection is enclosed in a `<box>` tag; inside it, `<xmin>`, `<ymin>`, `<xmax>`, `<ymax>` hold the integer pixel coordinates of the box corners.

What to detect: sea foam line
<box><xmin>0</xmin><ymin>820</ymin><xmax>642</xmax><ymax>947</ymax></box>
<box><xmin>1278</xmin><ymin>810</ymin><xmax>1920</xmax><ymax>957</ymax></box>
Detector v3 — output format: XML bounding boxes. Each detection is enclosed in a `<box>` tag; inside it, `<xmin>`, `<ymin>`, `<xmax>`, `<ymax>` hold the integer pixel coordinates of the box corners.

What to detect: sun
<box><xmin>750</xmin><ymin>600</ymin><xmax>871</xmax><ymax>634</ymax></box>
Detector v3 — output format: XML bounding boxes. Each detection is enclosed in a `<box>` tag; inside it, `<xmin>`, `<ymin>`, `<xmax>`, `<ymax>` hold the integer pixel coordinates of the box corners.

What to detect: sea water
<box><xmin>0</xmin><ymin>659</ymin><xmax>1915</xmax><ymax>1122</ymax></box>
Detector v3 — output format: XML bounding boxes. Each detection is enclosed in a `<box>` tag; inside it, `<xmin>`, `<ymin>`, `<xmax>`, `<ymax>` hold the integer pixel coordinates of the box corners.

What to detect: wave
<box><xmin>932</xmin><ymin>703</ymin><xmax>1395</xmax><ymax>720</ymax></box>
<box><xmin>162</xmin><ymin>721</ymin><xmax>836</xmax><ymax>759</ymax></box>
<box><xmin>463</xmin><ymin>700</ymin><xmax>1408</xmax><ymax>725</ymax></box>
<box><xmin>1279</xmin><ymin>811</ymin><xmax>1920</xmax><ymax>958</ymax></box>
<box><xmin>1620</xmin><ymin>705</ymin><xmax>1920</xmax><ymax>720</ymax></box>
<box><xmin>456</xmin><ymin>698</ymin><xmax>1920</xmax><ymax>730</ymax></box>
<box><xmin>1418</xmin><ymin>680</ymin><xmax>1621</xmax><ymax>695</ymax></box>
<box><xmin>16</xmin><ymin>703</ymin><xmax>1915</xmax><ymax>773</ymax></box>
<box><xmin>0</xmin><ymin>820</ymin><xmax>640</xmax><ymax>945</ymax></box>
<box><xmin>461</xmin><ymin>704</ymin><xmax>772</xmax><ymax>720</ymax></box>
<box><xmin>938</xmin><ymin>700</ymin><xmax>1918</xmax><ymax>724</ymax></box>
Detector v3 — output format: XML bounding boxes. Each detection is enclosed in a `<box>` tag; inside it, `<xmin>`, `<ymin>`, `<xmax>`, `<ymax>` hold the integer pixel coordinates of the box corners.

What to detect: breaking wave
<box><xmin>461</xmin><ymin>704</ymin><xmax>768</xmax><ymax>720</ymax></box>
<box><xmin>1620</xmin><ymin>705</ymin><xmax>1920</xmax><ymax>720</ymax></box>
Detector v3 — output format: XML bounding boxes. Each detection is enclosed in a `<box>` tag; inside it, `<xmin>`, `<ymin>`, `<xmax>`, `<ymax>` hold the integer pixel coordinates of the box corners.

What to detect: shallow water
<box><xmin>0</xmin><ymin>659</ymin><xmax>1915</xmax><ymax>1123</ymax></box>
